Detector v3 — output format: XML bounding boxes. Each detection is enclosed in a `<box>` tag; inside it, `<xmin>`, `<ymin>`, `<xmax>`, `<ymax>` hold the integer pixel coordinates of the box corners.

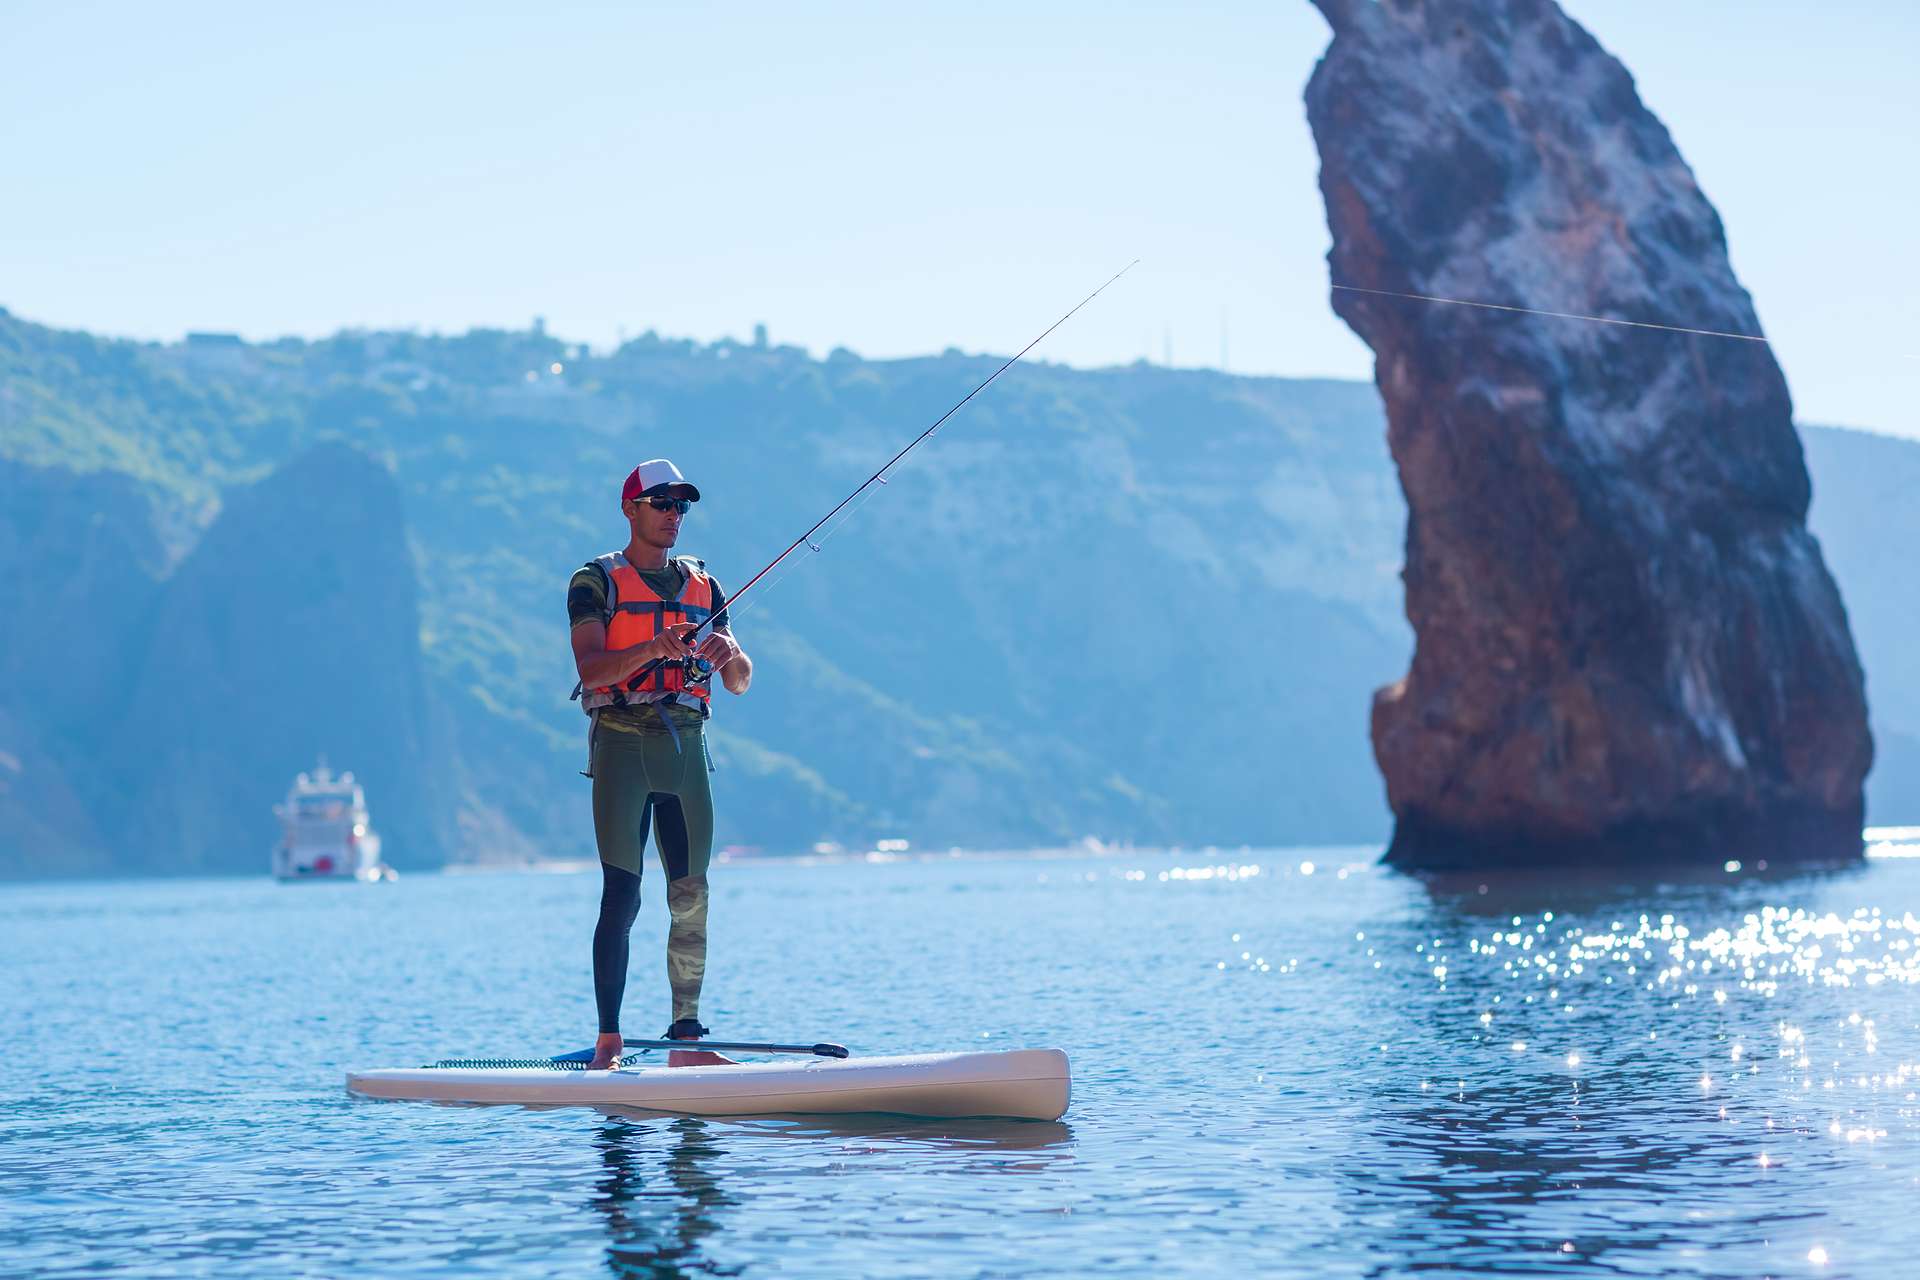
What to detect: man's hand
<box><xmin>646</xmin><ymin>622</ymin><xmax>700</xmax><ymax>663</ymax></box>
<box><xmin>572</xmin><ymin>620</ymin><xmax>707</xmax><ymax>692</ymax></box>
<box><xmin>694</xmin><ymin>631</ymin><xmax>740</xmax><ymax>669</ymax></box>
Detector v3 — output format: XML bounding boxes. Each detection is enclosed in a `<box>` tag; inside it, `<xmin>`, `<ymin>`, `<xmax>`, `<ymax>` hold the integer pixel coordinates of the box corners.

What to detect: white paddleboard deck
<box><xmin>348</xmin><ymin>1047</ymin><xmax>1070</xmax><ymax>1121</ymax></box>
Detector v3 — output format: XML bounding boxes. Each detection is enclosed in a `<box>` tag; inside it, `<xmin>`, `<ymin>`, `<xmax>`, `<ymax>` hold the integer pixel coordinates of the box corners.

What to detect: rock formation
<box><xmin>1304</xmin><ymin>0</ymin><xmax>1872</xmax><ymax>866</ymax></box>
<box><xmin>0</xmin><ymin>462</ymin><xmax>166</xmax><ymax>875</ymax></box>
<box><xmin>108</xmin><ymin>443</ymin><xmax>454</xmax><ymax>872</ymax></box>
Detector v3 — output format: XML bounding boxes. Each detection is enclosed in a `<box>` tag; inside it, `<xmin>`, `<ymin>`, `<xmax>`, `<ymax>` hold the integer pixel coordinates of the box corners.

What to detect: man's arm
<box><xmin>572</xmin><ymin>619</ymin><xmax>698</xmax><ymax>689</ymax></box>
<box><xmin>568</xmin><ymin>561</ymin><xmax>697</xmax><ymax>689</ymax></box>
<box><xmin>715</xmin><ymin>641</ymin><xmax>752</xmax><ymax>694</ymax></box>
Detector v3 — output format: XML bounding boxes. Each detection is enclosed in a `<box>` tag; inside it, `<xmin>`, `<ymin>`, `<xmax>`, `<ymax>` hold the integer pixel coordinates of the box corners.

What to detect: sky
<box><xmin>3</xmin><ymin>1</ymin><xmax>1914</xmax><ymax>436</ymax></box>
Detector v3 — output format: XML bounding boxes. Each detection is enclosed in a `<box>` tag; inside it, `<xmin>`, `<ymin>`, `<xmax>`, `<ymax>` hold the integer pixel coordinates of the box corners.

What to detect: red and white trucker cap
<box><xmin>620</xmin><ymin>458</ymin><xmax>701</xmax><ymax>502</ymax></box>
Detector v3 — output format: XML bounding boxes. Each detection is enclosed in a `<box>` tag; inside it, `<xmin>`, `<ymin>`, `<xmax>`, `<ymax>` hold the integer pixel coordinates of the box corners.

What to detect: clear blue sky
<box><xmin>4</xmin><ymin>1</ymin><xmax>1914</xmax><ymax>435</ymax></box>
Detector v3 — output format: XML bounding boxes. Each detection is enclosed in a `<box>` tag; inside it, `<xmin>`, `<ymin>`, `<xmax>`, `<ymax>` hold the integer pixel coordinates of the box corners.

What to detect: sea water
<box><xmin>5</xmin><ymin>847</ymin><xmax>1920</xmax><ymax>1278</ymax></box>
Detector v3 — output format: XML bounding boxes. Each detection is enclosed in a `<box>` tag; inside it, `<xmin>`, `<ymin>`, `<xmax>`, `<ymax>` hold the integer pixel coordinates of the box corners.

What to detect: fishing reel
<box><xmin>675</xmin><ymin>654</ymin><xmax>716</xmax><ymax>685</ymax></box>
<box><xmin>615</xmin><ymin>643</ymin><xmax>713</xmax><ymax>697</ymax></box>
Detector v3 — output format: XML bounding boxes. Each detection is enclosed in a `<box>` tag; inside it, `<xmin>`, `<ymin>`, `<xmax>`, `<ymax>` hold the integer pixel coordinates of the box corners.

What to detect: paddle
<box><xmin>551</xmin><ymin>1038</ymin><xmax>850</xmax><ymax>1064</ymax></box>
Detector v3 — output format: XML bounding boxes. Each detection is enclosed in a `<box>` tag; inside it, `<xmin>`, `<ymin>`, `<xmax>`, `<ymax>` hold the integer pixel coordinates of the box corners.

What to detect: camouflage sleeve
<box><xmin>568</xmin><ymin>563</ymin><xmax>611</xmax><ymax>629</ymax></box>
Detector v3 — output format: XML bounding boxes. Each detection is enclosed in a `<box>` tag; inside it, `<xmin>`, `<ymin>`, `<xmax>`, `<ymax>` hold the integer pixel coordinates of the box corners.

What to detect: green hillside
<box><xmin>1</xmin><ymin>307</ymin><xmax>1911</xmax><ymax>876</ymax></box>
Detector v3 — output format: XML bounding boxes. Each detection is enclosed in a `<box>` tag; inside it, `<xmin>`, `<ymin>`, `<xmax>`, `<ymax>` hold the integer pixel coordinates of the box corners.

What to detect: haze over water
<box><xmin>6</xmin><ymin>846</ymin><xmax>1920</xmax><ymax>1277</ymax></box>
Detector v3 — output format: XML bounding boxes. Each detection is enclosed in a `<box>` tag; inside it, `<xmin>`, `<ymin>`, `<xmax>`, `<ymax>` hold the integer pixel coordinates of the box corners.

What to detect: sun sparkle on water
<box><xmin>11</xmin><ymin>850</ymin><xmax>1920</xmax><ymax>1279</ymax></box>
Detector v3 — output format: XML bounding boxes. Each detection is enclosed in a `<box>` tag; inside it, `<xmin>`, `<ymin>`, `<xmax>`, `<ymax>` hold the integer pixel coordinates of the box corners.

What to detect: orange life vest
<box><xmin>579</xmin><ymin>553</ymin><xmax>714</xmax><ymax>714</ymax></box>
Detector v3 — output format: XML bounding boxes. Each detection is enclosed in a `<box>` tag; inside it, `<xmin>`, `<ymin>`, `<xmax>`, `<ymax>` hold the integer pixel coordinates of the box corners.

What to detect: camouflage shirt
<box><xmin>567</xmin><ymin>557</ymin><xmax>732</xmax><ymax>736</ymax></box>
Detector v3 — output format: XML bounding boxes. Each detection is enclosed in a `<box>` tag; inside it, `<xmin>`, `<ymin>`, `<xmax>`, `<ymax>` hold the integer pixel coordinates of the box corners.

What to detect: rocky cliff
<box><xmin>0</xmin><ymin>461</ymin><xmax>167</xmax><ymax>873</ymax></box>
<box><xmin>103</xmin><ymin>443</ymin><xmax>454</xmax><ymax>873</ymax></box>
<box><xmin>1305</xmin><ymin>0</ymin><xmax>1872</xmax><ymax>866</ymax></box>
<box><xmin>0</xmin><ymin>442</ymin><xmax>454</xmax><ymax>876</ymax></box>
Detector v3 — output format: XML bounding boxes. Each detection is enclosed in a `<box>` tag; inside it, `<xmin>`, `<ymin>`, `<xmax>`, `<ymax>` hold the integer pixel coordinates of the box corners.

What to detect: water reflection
<box><xmin>587</xmin><ymin>1111</ymin><xmax>1074</xmax><ymax>1278</ymax></box>
<box><xmin>1333</xmin><ymin>862</ymin><xmax>1914</xmax><ymax>1276</ymax></box>
<box><xmin>13</xmin><ymin>857</ymin><xmax>1919</xmax><ymax>1277</ymax></box>
<box><xmin>704</xmin><ymin>1113</ymin><xmax>1077</xmax><ymax>1157</ymax></box>
<box><xmin>592</xmin><ymin>1117</ymin><xmax>738</xmax><ymax>1280</ymax></box>
<box><xmin>1411</xmin><ymin>858</ymin><xmax>1874</xmax><ymax>919</ymax></box>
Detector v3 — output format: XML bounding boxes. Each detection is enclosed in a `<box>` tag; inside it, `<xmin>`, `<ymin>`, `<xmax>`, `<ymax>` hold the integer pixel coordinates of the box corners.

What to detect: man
<box><xmin>568</xmin><ymin>458</ymin><xmax>752</xmax><ymax>1070</ymax></box>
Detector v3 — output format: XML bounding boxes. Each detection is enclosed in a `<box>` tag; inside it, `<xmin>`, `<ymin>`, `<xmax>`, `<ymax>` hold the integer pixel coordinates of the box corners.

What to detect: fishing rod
<box><xmin>623</xmin><ymin>259</ymin><xmax>1139</xmax><ymax>688</ymax></box>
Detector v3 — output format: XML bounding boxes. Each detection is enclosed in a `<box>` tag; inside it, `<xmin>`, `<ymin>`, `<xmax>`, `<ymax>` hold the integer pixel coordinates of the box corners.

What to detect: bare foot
<box><xmin>587</xmin><ymin>1032</ymin><xmax>626</xmax><ymax>1070</ymax></box>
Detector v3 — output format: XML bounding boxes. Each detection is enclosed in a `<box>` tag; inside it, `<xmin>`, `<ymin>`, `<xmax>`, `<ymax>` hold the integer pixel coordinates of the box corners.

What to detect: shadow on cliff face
<box><xmin>0</xmin><ymin>462</ymin><xmax>167</xmax><ymax>874</ymax></box>
<box><xmin>98</xmin><ymin>442</ymin><xmax>455</xmax><ymax>873</ymax></box>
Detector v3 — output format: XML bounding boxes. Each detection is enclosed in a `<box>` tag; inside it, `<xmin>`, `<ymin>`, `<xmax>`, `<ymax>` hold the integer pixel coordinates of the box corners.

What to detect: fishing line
<box><xmin>641</xmin><ymin>259</ymin><xmax>1139</xmax><ymax>676</ymax></box>
<box><xmin>716</xmin><ymin>259</ymin><xmax>1139</xmax><ymax>627</ymax></box>
<box><xmin>720</xmin><ymin>481</ymin><xmax>888</xmax><ymax>628</ymax></box>
<box><xmin>714</xmin><ymin>261</ymin><xmax>1139</xmax><ymax>629</ymax></box>
<box><xmin>724</xmin><ymin>422</ymin><xmax>971</xmax><ymax>628</ymax></box>
<box><xmin>1331</xmin><ymin>283</ymin><xmax>1774</xmax><ymax>345</ymax></box>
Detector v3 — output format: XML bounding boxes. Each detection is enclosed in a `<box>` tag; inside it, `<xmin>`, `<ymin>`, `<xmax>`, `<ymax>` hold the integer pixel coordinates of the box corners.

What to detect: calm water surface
<box><xmin>6</xmin><ymin>848</ymin><xmax>1920</xmax><ymax>1278</ymax></box>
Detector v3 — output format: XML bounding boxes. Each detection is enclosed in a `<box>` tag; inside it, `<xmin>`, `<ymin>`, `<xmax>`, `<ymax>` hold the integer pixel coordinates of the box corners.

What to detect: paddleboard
<box><xmin>347</xmin><ymin>1047</ymin><xmax>1070</xmax><ymax>1121</ymax></box>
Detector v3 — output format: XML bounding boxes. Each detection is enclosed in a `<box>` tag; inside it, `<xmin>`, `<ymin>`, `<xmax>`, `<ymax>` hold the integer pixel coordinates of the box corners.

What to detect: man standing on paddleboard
<box><xmin>567</xmin><ymin>459</ymin><xmax>752</xmax><ymax>1070</ymax></box>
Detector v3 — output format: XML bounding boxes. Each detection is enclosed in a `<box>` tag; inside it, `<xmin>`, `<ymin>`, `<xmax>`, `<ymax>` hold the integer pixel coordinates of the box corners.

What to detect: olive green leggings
<box><xmin>590</xmin><ymin>722</ymin><xmax>714</xmax><ymax>1024</ymax></box>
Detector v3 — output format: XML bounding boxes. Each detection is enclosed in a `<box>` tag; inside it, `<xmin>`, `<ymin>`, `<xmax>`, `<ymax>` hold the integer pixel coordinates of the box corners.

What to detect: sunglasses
<box><xmin>639</xmin><ymin>496</ymin><xmax>692</xmax><ymax>514</ymax></box>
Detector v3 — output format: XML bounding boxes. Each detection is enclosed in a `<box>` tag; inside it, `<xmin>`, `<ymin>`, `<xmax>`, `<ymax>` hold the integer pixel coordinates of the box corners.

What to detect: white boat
<box><xmin>272</xmin><ymin>761</ymin><xmax>390</xmax><ymax>882</ymax></box>
<box><xmin>347</xmin><ymin>1048</ymin><xmax>1070</xmax><ymax>1121</ymax></box>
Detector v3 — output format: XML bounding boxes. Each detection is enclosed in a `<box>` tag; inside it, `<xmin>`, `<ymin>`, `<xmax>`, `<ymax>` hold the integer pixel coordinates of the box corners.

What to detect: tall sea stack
<box><xmin>1304</xmin><ymin>0</ymin><xmax>1872</xmax><ymax>867</ymax></box>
